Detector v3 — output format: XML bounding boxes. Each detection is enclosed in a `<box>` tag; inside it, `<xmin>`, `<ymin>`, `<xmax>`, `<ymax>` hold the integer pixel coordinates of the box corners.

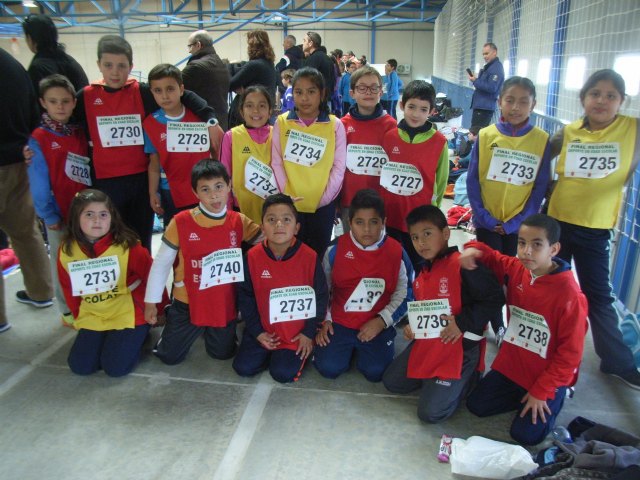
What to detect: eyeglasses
<box><xmin>354</xmin><ymin>85</ymin><xmax>381</xmax><ymax>94</ymax></box>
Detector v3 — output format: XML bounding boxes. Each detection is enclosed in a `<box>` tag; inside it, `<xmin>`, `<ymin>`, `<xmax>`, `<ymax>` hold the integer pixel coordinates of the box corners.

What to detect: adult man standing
<box><xmin>275</xmin><ymin>34</ymin><xmax>304</xmax><ymax>95</ymax></box>
<box><xmin>302</xmin><ymin>32</ymin><xmax>335</xmax><ymax>104</ymax></box>
<box><xmin>468</xmin><ymin>42</ymin><xmax>504</xmax><ymax>128</ymax></box>
<box><xmin>0</xmin><ymin>48</ymin><xmax>54</xmax><ymax>333</ymax></box>
<box><xmin>183</xmin><ymin>30</ymin><xmax>231</xmax><ymax>131</ymax></box>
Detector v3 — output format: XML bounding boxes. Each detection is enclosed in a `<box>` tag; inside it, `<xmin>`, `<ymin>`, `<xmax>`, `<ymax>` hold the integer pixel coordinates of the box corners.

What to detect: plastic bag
<box><xmin>450</xmin><ymin>436</ymin><xmax>538</xmax><ymax>479</ymax></box>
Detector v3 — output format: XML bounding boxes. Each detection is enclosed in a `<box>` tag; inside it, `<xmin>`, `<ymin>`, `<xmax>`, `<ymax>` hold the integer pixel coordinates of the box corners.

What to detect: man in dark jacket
<box><xmin>275</xmin><ymin>34</ymin><xmax>304</xmax><ymax>96</ymax></box>
<box><xmin>302</xmin><ymin>32</ymin><xmax>335</xmax><ymax>104</ymax></box>
<box><xmin>468</xmin><ymin>42</ymin><xmax>504</xmax><ymax>128</ymax></box>
<box><xmin>183</xmin><ymin>31</ymin><xmax>231</xmax><ymax>131</ymax></box>
<box><xmin>0</xmin><ymin>48</ymin><xmax>54</xmax><ymax>333</ymax></box>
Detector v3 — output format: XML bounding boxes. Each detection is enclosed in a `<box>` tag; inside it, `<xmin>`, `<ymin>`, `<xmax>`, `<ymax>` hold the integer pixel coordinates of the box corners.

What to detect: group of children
<box><xmin>20</xmin><ymin>29</ymin><xmax>639</xmax><ymax>446</ymax></box>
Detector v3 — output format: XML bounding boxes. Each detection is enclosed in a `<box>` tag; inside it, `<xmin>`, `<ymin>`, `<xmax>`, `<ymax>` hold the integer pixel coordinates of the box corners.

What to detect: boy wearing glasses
<box><xmin>381</xmin><ymin>80</ymin><xmax>449</xmax><ymax>269</ymax></box>
<box><xmin>339</xmin><ymin>66</ymin><xmax>398</xmax><ymax>232</ymax></box>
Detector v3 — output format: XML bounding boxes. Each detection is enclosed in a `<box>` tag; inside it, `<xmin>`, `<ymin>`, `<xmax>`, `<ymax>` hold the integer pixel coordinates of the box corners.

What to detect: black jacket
<box><xmin>182</xmin><ymin>46</ymin><xmax>231</xmax><ymax>131</ymax></box>
<box><xmin>28</xmin><ymin>49</ymin><xmax>89</xmax><ymax>97</ymax></box>
<box><xmin>304</xmin><ymin>50</ymin><xmax>335</xmax><ymax>101</ymax></box>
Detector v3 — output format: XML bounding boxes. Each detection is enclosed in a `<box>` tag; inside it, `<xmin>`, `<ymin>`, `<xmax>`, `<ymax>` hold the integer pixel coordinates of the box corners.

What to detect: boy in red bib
<box><xmin>381</xmin><ymin>81</ymin><xmax>449</xmax><ymax>269</ymax></box>
<box><xmin>144</xmin><ymin>160</ymin><xmax>261</xmax><ymax>364</ymax></box>
<box><xmin>144</xmin><ymin>64</ymin><xmax>224</xmax><ymax>227</ymax></box>
<box><xmin>233</xmin><ymin>194</ymin><xmax>328</xmax><ymax>383</ymax></box>
<box><xmin>27</xmin><ymin>74</ymin><xmax>89</xmax><ymax>322</ymax></box>
<box><xmin>314</xmin><ymin>189</ymin><xmax>413</xmax><ymax>382</ymax></box>
<box><xmin>383</xmin><ymin>205</ymin><xmax>504</xmax><ymax>423</ymax></box>
<box><xmin>74</xmin><ymin>35</ymin><xmax>217</xmax><ymax>250</ymax></box>
<box><xmin>461</xmin><ymin>214</ymin><xmax>588</xmax><ymax>445</ymax></box>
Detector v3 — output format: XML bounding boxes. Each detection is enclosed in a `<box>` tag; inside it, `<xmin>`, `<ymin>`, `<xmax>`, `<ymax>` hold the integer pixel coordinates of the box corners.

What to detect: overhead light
<box><xmin>23</xmin><ymin>1</ymin><xmax>37</xmax><ymax>7</ymax></box>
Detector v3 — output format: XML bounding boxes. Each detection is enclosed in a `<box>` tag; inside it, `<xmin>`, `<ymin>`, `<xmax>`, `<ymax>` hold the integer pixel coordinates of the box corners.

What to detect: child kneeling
<box><xmin>382</xmin><ymin>205</ymin><xmax>504</xmax><ymax>422</ymax></box>
<box><xmin>233</xmin><ymin>194</ymin><xmax>328</xmax><ymax>383</ymax></box>
<box><xmin>314</xmin><ymin>189</ymin><xmax>412</xmax><ymax>382</ymax></box>
<box><xmin>461</xmin><ymin>214</ymin><xmax>588</xmax><ymax>445</ymax></box>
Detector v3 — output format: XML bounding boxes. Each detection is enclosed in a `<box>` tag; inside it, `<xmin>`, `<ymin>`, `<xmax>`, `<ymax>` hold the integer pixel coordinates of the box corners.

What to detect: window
<box><xmin>517</xmin><ymin>59</ymin><xmax>528</xmax><ymax>77</ymax></box>
<box><xmin>536</xmin><ymin>58</ymin><xmax>551</xmax><ymax>86</ymax></box>
<box><xmin>614</xmin><ymin>55</ymin><xmax>640</xmax><ymax>96</ymax></box>
<box><xmin>565</xmin><ymin>56</ymin><xmax>586</xmax><ymax>90</ymax></box>
<box><xmin>503</xmin><ymin>59</ymin><xmax>510</xmax><ymax>78</ymax></box>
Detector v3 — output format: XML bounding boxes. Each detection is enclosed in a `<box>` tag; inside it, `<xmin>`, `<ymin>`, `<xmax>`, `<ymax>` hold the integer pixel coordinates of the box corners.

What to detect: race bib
<box><xmin>504</xmin><ymin>305</ymin><xmax>550</xmax><ymax>358</ymax></box>
<box><xmin>68</xmin><ymin>255</ymin><xmax>120</xmax><ymax>296</ymax></box>
<box><xmin>407</xmin><ymin>299</ymin><xmax>451</xmax><ymax>339</ymax></box>
<box><xmin>269</xmin><ymin>286</ymin><xmax>316</xmax><ymax>324</ymax></box>
<box><xmin>96</xmin><ymin>114</ymin><xmax>143</xmax><ymax>147</ymax></box>
<box><xmin>199</xmin><ymin>248</ymin><xmax>244</xmax><ymax>290</ymax></box>
<box><xmin>344</xmin><ymin>278</ymin><xmax>385</xmax><ymax>312</ymax></box>
<box><xmin>486</xmin><ymin>148</ymin><xmax>541</xmax><ymax>185</ymax></box>
<box><xmin>64</xmin><ymin>152</ymin><xmax>92</xmax><ymax>186</ymax></box>
<box><xmin>167</xmin><ymin>122</ymin><xmax>209</xmax><ymax>153</ymax></box>
<box><xmin>564</xmin><ymin>142</ymin><xmax>620</xmax><ymax>179</ymax></box>
<box><xmin>380</xmin><ymin>162</ymin><xmax>424</xmax><ymax>196</ymax></box>
<box><xmin>284</xmin><ymin>129</ymin><xmax>327</xmax><ymax>167</ymax></box>
<box><xmin>346</xmin><ymin>144</ymin><xmax>389</xmax><ymax>176</ymax></box>
<box><xmin>244</xmin><ymin>157</ymin><xmax>279</xmax><ymax>199</ymax></box>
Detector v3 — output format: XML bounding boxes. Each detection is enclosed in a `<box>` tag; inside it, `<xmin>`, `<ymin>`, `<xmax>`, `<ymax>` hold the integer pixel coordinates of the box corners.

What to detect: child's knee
<box><xmin>232</xmin><ymin>357</ymin><xmax>264</xmax><ymax>378</ymax></box>
<box><xmin>205</xmin><ymin>341</ymin><xmax>237</xmax><ymax>361</ymax></box>
<box><xmin>417</xmin><ymin>403</ymin><xmax>455</xmax><ymax>424</ymax></box>
<box><xmin>357</xmin><ymin>363</ymin><xmax>386</xmax><ymax>383</ymax></box>
<box><xmin>313</xmin><ymin>352</ymin><xmax>348</xmax><ymax>379</ymax></box>
<box><xmin>68</xmin><ymin>358</ymin><xmax>99</xmax><ymax>376</ymax></box>
<box><xmin>465</xmin><ymin>392</ymin><xmax>490</xmax><ymax>417</ymax></box>
<box><xmin>510</xmin><ymin>416</ymin><xmax>551</xmax><ymax>446</ymax></box>
<box><xmin>269</xmin><ymin>363</ymin><xmax>299</xmax><ymax>383</ymax></box>
<box><xmin>154</xmin><ymin>348</ymin><xmax>186</xmax><ymax>366</ymax></box>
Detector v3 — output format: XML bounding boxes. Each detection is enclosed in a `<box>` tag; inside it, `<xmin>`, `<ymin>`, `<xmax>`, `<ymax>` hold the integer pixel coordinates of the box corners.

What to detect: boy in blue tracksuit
<box><xmin>340</xmin><ymin>61</ymin><xmax>356</xmax><ymax>116</ymax></box>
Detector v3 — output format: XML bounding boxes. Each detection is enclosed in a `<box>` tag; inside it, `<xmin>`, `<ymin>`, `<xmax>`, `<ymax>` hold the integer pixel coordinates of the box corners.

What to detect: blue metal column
<box><xmin>470</xmin><ymin>22</ymin><xmax>478</xmax><ymax>73</ymax></box>
<box><xmin>487</xmin><ymin>12</ymin><xmax>494</xmax><ymax>43</ymax></box>
<box><xmin>508</xmin><ymin>0</ymin><xmax>522</xmax><ymax>77</ymax></box>
<box><xmin>371</xmin><ymin>21</ymin><xmax>376</xmax><ymax>64</ymax></box>
<box><xmin>546</xmin><ymin>0</ymin><xmax>570</xmax><ymax>117</ymax></box>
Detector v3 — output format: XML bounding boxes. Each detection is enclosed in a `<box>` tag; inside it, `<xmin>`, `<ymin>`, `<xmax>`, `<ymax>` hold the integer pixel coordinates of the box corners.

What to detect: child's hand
<box><xmin>494</xmin><ymin>224</ymin><xmax>506</xmax><ymax>235</ymax></box>
<box><xmin>357</xmin><ymin>316</ymin><xmax>386</xmax><ymax>343</ymax></box>
<box><xmin>292</xmin><ymin>333</ymin><xmax>313</xmax><ymax>360</ymax></box>
<box><xmin>257</xmin><ymin>332</ymin><xmax>281</xmax><ymax>350</ymax></box>
<box><xmin>149</xmin><ymin>193</ymin><xmax>164</xmax><ymax>215</ymax></box>
<box><xmin>208</xmin><ymin>124</ymin><xmax>224</xmax><ymax>160</ymax></box>
<box><xmin>144</xmin><ymin>302</ymin><xmax>158</xmax><ymax>325</ymax></box>
<box><xmin>316</xmin><ymin>321</ymin><xmax>334</xmax><ymax>347</ymax></box>
<box><xmin>459</xmin><ymin>247</ymin><xmax>482</xmax><ymax>270</ymax></box>
<box><xmin>23</xmin><ymin>145</ymin><xmax>34</xmax><ymax>166</ymax></box>
<box><xmin>519</xmin><ymin>392</ymin><xmax>552</xmax><ymax>425</ymax></box>
<box><xmin>47</xmin><ymin>222</ymin><xmax>62</xmax><ymax>231</ymax></box>
<box><xmin>291</xmin><ymin>196</ymin><xmax>305</xmax><ymax>203</ymax></box>
<box><xmin>403</xmin><ymin>324</ymin><xmax>415</xmax><ymax>341</ymax></box>
<box><xmin>439</xmin><ymin>315</ymin><xmax>462</xmax><ymax>344</ymax></box>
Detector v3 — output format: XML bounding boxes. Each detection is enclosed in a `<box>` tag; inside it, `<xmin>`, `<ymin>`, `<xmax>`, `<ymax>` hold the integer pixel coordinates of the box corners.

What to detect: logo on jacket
<box><xmin>189</xmin><ymin>232</ymin><xmax>200</xmax><ymax>241</ymax></box>
<box><xmin>242</xmin><ymin>146</ymin><xmax>251</xmax><ymax>154</ymax></box>
<box><xmin>516</xmin><ymin>283</ymin><xmax>523</xmax><ymax>292</ymax></box>
<box><xmin>51</xmin><ymin>141</ymin><xmax>61</xmax><ymax>149</ymax></box>
<box><xmin>345</xmin><ymin>250</ymin><xmax>354</xmax><ymax>259</ymax></box>
<box><xmin>490</xmin><ymin>142</ymin><xmax>499</xmax><ymax>150</ymax></box>
<box><xmin>261</xmin><ymin>269</ymin><xmax>272</xmax><ymax>279</ymax></box>
<box><xmin>439</xmin><ymin>277</ymin><xmax>449</xmax><ymax>295</ymax></box>
<box><xmin>392</xmin><ymin>146</ymin><xmax>400</xmax><ymax>154</ymax></box>
<box><xmin>230</xmin><ymin>231</ymin><xmax>238</xmax><ymax>247</ymax></box>
<box><xmin>347</xmin><ymin>126</ymin><xmax>355</xmax><ymax>133</ymax></box>
<box><xmin>160</xmin><ymin>133</ymin><xmax>167</xmax><ymax>142</ymax></box>
<box><xmin>93</xmin><ymin>98</ymin><xmax>103</xmax><ymax>106</ymax></box>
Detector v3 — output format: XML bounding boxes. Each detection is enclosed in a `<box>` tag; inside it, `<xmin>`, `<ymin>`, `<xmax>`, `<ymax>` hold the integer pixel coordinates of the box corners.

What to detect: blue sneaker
<box><xmin>15</xmin><ymin>290</ymin><xmax>53</xmax><ymax>308</ymax></box>
<box><xmin>0</xmin><ymin>323</ymin><xmax>11</xmax><ymax>333</ymax></box>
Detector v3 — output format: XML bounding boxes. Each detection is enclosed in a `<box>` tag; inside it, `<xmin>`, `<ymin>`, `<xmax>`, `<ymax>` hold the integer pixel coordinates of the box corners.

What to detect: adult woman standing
<box><xmin>22</xmin><ymin>14</ymin><xmax>89</xmax><ymax>94</ymax></box>
<box><xmin>228</xmin><ymin>30</ymin><xmax>277</xmax><ymax>128</ymax></box>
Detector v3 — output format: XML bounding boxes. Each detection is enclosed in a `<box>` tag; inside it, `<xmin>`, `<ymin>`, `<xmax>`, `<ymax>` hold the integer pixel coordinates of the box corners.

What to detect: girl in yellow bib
<box><xmin>271</xmin><ymin>67</ymin><xmax>347</xmax><ymax>257</ymax></box>
<box><xmin>467</xmin><ymin>76</ymin><xmax>551</xmax><ymax>257</ymax></box>
<box><xmin>221</xmin><ymin>85</ymin><xmax>275</xmax><ymax>224</ymax></box>
<box><xmin>548</xmin><ymin>69</ymin><xmax>640</xmax><ymax>389</ymax></box>
<box><xmin>58</xmin><ymin>190</ymin><xmax>164</xmax><ymax>377</ymax></box>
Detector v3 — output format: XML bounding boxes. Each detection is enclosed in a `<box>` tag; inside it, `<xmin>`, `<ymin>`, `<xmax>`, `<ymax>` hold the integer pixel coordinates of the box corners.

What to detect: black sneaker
<box><xmin>15</xmin><ymin>290</ymin><xmax>53</xmax><ymax>308</ymax></box>
<box><xmin>605</xmin><ymin>369</ymin><xmax>640</xmax><ymax>391</ymax></box>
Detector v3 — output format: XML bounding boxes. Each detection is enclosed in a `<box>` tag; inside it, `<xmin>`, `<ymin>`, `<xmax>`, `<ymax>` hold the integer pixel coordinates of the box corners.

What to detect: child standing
<box><xmin>220</xmin><ymin>85</ymin><xmax>276</xmax><ymax>224</ymax></box>
<box><xmin>383</xmin><ymin>205</ymin><xmax>504</xmax><ymax>423</ymax></box>
<box><xmin>280</xmin><ymin>69</ymin><xmax>295</xmax><ymax>114</ymax></box>
<box><xmin>339</xmin><ymin>66</ymin><xmax>397</xmax><ymax>232</ymax></box>
<box><xmin>314</xmin><ymin>189</ymin><xmax>412</xmax><ymax>382</ymax></box>
<box><xmin>233</xmin><ymin>194</ymin><xmax>328</xmax><ymax>383</ymax></box>
<box><xmin>339</xmin><ymin>61</ymin><xmax>356</xmax><ymax>116</ymax></box>
<box><xmin>74</xmin><ymin>35</ymin><xmax>217</xmax><ymax>251</ymax></box>
<box><xmin>547</xmin><ymin>69</ymin><xmax>640</xmax><ymax>389</ymax></box>
<box><xmin>467</xmin><ymin>77</ymin><xmax>551</xmax><ymax>256</ymax></box>
<box><xmin>382</xmin><ymin>59</ymin><xmax>400</xmax><ymax>119</ymax></box>
<box><xmin>27</xmin><ymin>74</ymin><xmax>90</xmax><ymax>323</ymax></box>
<box><xmin>381</xmin><ymin>80</ymin><xmax>449</xmax><ymax>268</ymax></box>
<box><xmin>144</xmin><ymin>64</ymin><xmax>224</xmax><ymax>227</ymax></box>
<box><xmin>57</xmin><ymin>190</ymin><xmax>163</xmax><ymax>377</ymax></box>
<box><xmin>271</xmin><ymin>67</ymin><xmax>347</xmax><ymax>257</ymax></box>
<box><xmin>144</xmin><ymin>160</ymin><xmax>262</xmax><ymax>365</ymax></box>
<box><xmin>462</xmin><ymin>214</ymin><xmax>588</xmax><ymax>445</ymax></box>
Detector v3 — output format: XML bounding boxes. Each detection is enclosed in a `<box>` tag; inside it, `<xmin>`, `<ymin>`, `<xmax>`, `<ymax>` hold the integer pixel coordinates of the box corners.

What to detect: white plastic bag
<box><xmin>449</xmin><ymin>436</ymin><xmax>538</xmax><ymax>479</ymax></box>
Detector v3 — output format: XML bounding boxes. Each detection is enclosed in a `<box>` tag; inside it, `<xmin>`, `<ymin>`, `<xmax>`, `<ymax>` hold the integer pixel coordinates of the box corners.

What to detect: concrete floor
<box><xmin>1</xmin><ymin>222</ymin><xmax>639</xmax><ymax>480</ymax></box>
